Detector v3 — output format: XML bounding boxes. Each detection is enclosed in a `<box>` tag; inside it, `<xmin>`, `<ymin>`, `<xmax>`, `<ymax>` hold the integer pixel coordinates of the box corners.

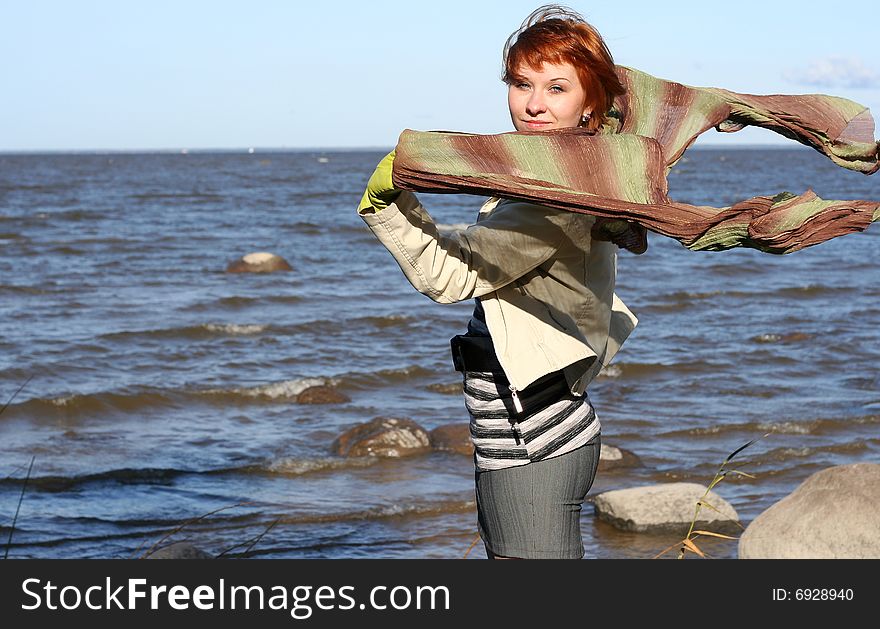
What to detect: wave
<box><xmin>342</xmin><ymin>365</ymin><xmax>435</xmax><ymax>389</ymax></box>
<box><xmin>201</xmin><ymin>377</ymin><xmax>337</xmax><ymax>401</ymax></box>
<box><xmin>757</xmin><ymin>440</ymin><xmax>873</xmax><ymax>463</ymax></box>
<box><xmin>596</xmin><ymin>364</ymin><xmax>623</xmax><ymax>378</ymax></box>
<box><xmin>265</xmin><ymin>456</ymin><xmax>382</xmax><ymax>475</ymax></box>
<box><xmin>352</xmin><ymin>314</ymin><xmax>417</xmax><ymax>329</ymax></box>
<box><xmin>47</xmin><ymin>245</ymin><xmax>86</xmax><ymax>255</ymax></box>
<box><xmin>775</xmin><ymin>284</ymin><xmax>852</xmax><ymax>298</ymax></box>
<box><xmin>203</xmin><ymin>323</ymin><xmax>267</xmax><ymax>335</ymax></box>
<box><xmin>0</xmin><ymin>285</ymin><xmax>51</xmax><ymax>296</ymax></box>
<box><xmin>3</xmin><ymin>389</ymin><xmax>179</xmax><ymax>422</ymax></box>
<box><xmin>274</xmin><ymin>499</ymin><xmax>476</xmax><ymax>525</ymax></box>
<box><xmin>129</xmin><ymin>192</ymin><xmax>224</xmax><ymax>204</ymax></box>
<box><xmin>659</xmin><ymin>414</ymin><xmax>880</xmax><ymax>439</ymax></box>
<box><xmin>660</xmin><ymin>289</ymin><xmax>756</xmax><ymax>301</ymax></box>
<box><xmin>425</xmin><ymin>382</ymin><xmax>461</xmax><ymax>394</ymax></box>
<box><xmin>55</xmin><ymin>236</ymin><xmax>133</xmax><ymax>247</ymax></box>
<box><xmin>0</xmin><ymin>182</ymin><xmax>71</xmax><ymax>194</ymax></box>
<box><xmin>750</xmin><ymin>332</ymin><xmax>814</xmax><ymax>344</ymax></box>
<box><xmin>0</xmin><ymin>456</ymin><xmax>387</xmax><ymax>491</ymax></box>
<box><xmin>3</xmin><ymin>376</ymin><xmax>344</xmax><ymax>422</ymax></box>
<box><xmin>99</xmin><ymin>322</ymin><xmax>270</xmax><ymax>342</ymax></box>
<box><xmin>100</xmin><ymin>314</ymin><xmax>417</xmax><ymax>343</ymax></box>
<box><xmin>40</xmin><ymin>209</ymin><xmax>106</xmax><ymax>222</ymax></box>
<box><xmin>0</xmin><ymin>467</ymin><xmax>189</xmax><ymax>492</ymax></box>
<box><xmin>183</xmin><ymin>294</ymin><xmax>303</xmax><ymax>311</ymax></box>
<box><xmin>645</xmin><ymin>285</ymin><xmax>850</xmax><ymax>310</ymax></box>
<box><xmin>597</xmin><ymin>359</ymin><xmax>720</xmax><ymax>378</ymax></box>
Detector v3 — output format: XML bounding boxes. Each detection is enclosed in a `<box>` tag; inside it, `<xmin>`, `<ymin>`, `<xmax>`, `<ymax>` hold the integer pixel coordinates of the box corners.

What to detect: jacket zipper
<box><xmin>509</xmin><ymin>385</ymin><xmax>524</xmax><ymax>445</ymax></box>
<box><xmin>509</xmin><ymin>385</ymin><xmax>523</xmax><ymax>414</ymax></box>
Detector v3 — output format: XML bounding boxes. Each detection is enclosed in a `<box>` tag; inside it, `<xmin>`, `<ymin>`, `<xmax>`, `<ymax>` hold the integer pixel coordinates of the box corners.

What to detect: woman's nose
<box><xmin>525</xmin><ymin>92</ymin><xmax>546</xmax><ymax>116</ymax></box>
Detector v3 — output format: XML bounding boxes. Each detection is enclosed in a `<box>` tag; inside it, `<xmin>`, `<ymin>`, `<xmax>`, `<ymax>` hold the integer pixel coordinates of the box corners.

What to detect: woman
<box><xmin>357</xmin><ymin>5</ymin><xmax>643</xmax><ymax>559</ymax></box>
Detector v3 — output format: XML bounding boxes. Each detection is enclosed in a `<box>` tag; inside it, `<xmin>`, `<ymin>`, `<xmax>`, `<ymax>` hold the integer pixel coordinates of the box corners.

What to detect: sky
<box><xmin>1</xmin><ymin>0</ymin><xmax>878</xmax><ymax>151</ymax></box>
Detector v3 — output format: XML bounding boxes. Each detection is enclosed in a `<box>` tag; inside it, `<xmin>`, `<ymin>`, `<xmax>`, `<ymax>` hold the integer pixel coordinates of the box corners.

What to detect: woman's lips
<box><xmin>523</xmin><ymin>120</ymin><xmax>552</xmax><ymax>129</ymax></box>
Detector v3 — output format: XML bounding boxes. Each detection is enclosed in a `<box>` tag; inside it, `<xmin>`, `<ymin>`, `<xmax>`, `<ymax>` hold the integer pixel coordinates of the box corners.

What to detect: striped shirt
<box><xmin>463</xmin><ymin>302</ymin><xmax>601</xmax><ymax>472</ymax></box>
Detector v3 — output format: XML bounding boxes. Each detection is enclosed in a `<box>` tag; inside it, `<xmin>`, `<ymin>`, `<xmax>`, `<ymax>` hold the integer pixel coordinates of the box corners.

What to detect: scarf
<box><xmin>391</xmin><ymin>66</ymin><xmax>879</xmax><ymax>254</ymax></box>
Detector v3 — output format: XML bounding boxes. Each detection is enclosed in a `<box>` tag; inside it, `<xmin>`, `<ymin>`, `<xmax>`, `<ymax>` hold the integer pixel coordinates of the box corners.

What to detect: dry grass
<box><xmin>135</xmin><ymin>502</ymin><xmax>281</xmax><ymax>559</ymax></box>
<box><xmin>653</xmin><ymin>433</ymin><xmax>771</xmax><ymax>559</ymax></box>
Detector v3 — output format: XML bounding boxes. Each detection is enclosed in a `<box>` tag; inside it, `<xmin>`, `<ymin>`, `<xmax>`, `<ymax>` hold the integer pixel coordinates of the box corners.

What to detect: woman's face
<box><xmin>507</xmin><ymin>61</ymin><xmax>590</xmax><ymax>132</ymax></box>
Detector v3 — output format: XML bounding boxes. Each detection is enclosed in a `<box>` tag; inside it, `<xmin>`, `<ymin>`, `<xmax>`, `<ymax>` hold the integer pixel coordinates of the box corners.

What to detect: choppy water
<box><xmin>1</xmin><ymin>147</ymin><xmax>877</xmax><ymax>559</ymax></box>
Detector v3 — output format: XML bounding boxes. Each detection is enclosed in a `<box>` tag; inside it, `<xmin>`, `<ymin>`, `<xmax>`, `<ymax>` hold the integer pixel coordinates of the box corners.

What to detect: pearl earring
<box><xmin>580</xmin><ymin>113</ymin><xmax>591</xmax><ymax>126</ymax></box>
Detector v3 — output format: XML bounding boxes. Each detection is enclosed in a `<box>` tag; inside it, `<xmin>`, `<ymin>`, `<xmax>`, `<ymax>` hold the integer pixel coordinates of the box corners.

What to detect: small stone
<box><xmin>226</xmin><ymin>251</ymin><xmax>292</xmax><ymax>273</ymax></box>
<box><xmin>331</xmin><ymin>417</ymin><xmax>431</xmax><ymax>458</ymax></box>
<box><xmin>296</xmin><ymin>385</ymin><xmax>350</xmax><ymax>404</ymax></box>
<box><xmin>145</xmin><ymin>542</ymin><xmax>213</xmax><ymax>559</ymax></box>
<box><xmin>597</xmin><ymin>443</ymin><xmax>641</xmax><ymax>471</ymax></box>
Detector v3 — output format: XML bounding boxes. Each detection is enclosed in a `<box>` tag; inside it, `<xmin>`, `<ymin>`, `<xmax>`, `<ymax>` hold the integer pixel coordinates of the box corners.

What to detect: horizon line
<box><xmin>0</xmin><ymin>143</ymin><xmax>811</xmax><ymax>155</ymax></box>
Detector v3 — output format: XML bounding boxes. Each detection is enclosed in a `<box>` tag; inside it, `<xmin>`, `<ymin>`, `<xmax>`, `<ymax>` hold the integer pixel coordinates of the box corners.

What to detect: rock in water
<box><xmin>296</xmin><ymin>385</ymin><xmax>350</xmax><ymax>404</ymax></box>
<box><xmin>593</xmin><ymin>482</ymin><xmax>739</xmax><ymax>535</ymax></box>
<box><xmin>331</xmin><ymin>417</ymin><xmax>431</xmax><ymax>458</ymax></box>
<box><xmin>739</xmin><ymin>463</ymin><xmax>880</xmax><ymax>558</ymax></box>
<box><xmin>226</xmin><ymin>251</ymin><xmax>292</xmax><ymax>273</ymax></box>
<box><xmin>429</xmin><ymin>424</ymin><xmax>473</xmax><ymax>456</ymax></box>
<box><xmin>597</xmin><ymin>443</ymin><xmax>641</xmax><ymax>471</ymax></box>
<box><xmin>145</xmin><ymin>542</ymin><xmax>212</xmax><ymax>559</ymax></box>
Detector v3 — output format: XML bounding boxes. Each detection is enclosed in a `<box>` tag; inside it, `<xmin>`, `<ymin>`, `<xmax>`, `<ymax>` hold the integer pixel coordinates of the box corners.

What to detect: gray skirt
<box><xmin>475</xmin><ymin>432</ymin><xmax>601</xmax><ymax>559</ymax></box>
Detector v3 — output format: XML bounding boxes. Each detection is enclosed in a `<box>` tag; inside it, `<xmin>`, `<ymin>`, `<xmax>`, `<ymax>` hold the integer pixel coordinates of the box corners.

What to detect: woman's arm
<box><xmin>359</xmin><ymin>191</ymin><xmax>576</xmax><ymax>304</ymax></box>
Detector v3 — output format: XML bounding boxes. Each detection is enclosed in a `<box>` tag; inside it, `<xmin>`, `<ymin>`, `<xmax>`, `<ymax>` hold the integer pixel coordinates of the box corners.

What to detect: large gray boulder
<box><xmin>331</xmin><ymin>417</ymin><xmax>431</xmax><ymax>458</ymax></box>
<box><xmin>594</xmin><ymin>482</ymin><xmax>739</xmax><ymax>535</ymax></box>
<box><xmin>739</xmin><ymin>463</ymin><xmax>880</xmax><ymax>559</ymax></box>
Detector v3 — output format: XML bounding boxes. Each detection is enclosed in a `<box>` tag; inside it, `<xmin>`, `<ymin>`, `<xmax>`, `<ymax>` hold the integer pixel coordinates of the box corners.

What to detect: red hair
<box><xmin>502</xmin><ymin>5</ymin><xmax>624</xmax><ymax>133</ymax></box>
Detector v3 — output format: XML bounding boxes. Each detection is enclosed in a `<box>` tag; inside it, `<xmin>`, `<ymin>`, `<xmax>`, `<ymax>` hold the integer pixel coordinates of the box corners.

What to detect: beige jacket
<box><xmin>358</xmin><ymin>191</ymin><xmax>637</xmax><ymax>395</ymax></box>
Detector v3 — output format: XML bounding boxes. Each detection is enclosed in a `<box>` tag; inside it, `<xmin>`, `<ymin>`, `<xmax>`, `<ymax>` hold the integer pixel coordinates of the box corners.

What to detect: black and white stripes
<box><xmin>463</xmin><ymin>370</ymin><xmax>600</xmax><ymax>472</ymax></box>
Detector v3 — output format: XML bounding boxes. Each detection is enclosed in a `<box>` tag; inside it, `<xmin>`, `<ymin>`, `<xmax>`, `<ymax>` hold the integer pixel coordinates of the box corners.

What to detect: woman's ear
<box><xmin>580</xmin><ymin>109</ymin><xmax>593</xmax><ymax>126</ymax></box>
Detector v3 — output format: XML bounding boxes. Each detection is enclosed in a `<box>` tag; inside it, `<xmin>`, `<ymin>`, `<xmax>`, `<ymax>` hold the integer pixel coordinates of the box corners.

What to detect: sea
<box><xmin>1</xmin><ymin>145</ymin><xmax>877</xmax><ymax>559</ymax></box>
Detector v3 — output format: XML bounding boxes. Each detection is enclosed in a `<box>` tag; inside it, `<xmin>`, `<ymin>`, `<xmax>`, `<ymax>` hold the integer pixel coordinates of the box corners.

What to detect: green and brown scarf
<box><xmin>391</xmin><ymin>66</ymin><xmax>879</xmax><ymax>254</ymax></box>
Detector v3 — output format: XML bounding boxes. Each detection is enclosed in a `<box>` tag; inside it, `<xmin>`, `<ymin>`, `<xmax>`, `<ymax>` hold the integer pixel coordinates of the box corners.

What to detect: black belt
<box><xmin>450</xmin><ymin>334</ymin><xmax>504</xmax><ymax>372</ymax></box>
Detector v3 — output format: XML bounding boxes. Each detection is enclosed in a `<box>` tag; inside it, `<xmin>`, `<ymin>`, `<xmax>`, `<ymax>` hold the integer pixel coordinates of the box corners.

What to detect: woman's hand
<box><xmin>358</xmin><ymin>150</ymin><xmax>401</xmax><ymax>214</ymax></box>
<box><xmin>591</xmin><ymin>217</ymin><xmax>648</xmax><ymax>254</ymax></box>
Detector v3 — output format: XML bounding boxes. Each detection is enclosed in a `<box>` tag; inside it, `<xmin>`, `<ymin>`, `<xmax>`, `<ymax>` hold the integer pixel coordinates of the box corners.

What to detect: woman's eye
<box><xmin>549</xmin><ymin>85</ymin><xmax>564</xmax><ymax>93</ymax></box>
<box><xmin>516</xmin><ymin>82</ymin><xmax>530</xmax><ymax>90</ymax></box>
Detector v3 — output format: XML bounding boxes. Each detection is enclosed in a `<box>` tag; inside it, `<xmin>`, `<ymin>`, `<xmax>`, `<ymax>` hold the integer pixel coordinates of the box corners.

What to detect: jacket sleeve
<box><xmin>358</xmin><ymin>191</ymin><xmax>573</xmax><ymax>303</ymax></box>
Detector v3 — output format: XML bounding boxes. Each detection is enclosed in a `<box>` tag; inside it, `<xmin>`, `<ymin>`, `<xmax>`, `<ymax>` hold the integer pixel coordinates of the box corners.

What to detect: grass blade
<box><xmin>696</xmin><ymin>498</ymin><xmax>726</xmax><ymax>516</ymax></box>
<box><xmin>726</xmin><ymin>469</ymin><xmax>757</xmax><ymax>479</ymax></box>
<box><xmin>0</xmin><ymin>376</ymin><xmax>33</xmax><ymax>418</ymax></box>
<box><xmin>681</xmin><ymin>538</ymin><xmax>705</xmax><ymax>558</ymax></box>
<box><xmin>4</xmin><ymin>456</ymin><xmax>35</xmax><ymax>560</ymax></box>
<box><xmin>722</xmin><ymin>432</ymin><xmax>771</xmax><ymax>465</ymax></box>
<box><xmin>139</xmin><ymin>502</ymin><xmax>256</xmax><ymax>559</ymax></box>
<box><xmin>692</xmin><ymin>530</ymin><xmax>739</xmax><ymax>540</ymax></box>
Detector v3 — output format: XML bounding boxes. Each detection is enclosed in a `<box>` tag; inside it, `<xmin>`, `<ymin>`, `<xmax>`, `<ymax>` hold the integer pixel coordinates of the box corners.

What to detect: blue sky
<box><xmin>1</xmin><ymin>0</ymin><xmax>878</xmax><ymax>151</ymax></box>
